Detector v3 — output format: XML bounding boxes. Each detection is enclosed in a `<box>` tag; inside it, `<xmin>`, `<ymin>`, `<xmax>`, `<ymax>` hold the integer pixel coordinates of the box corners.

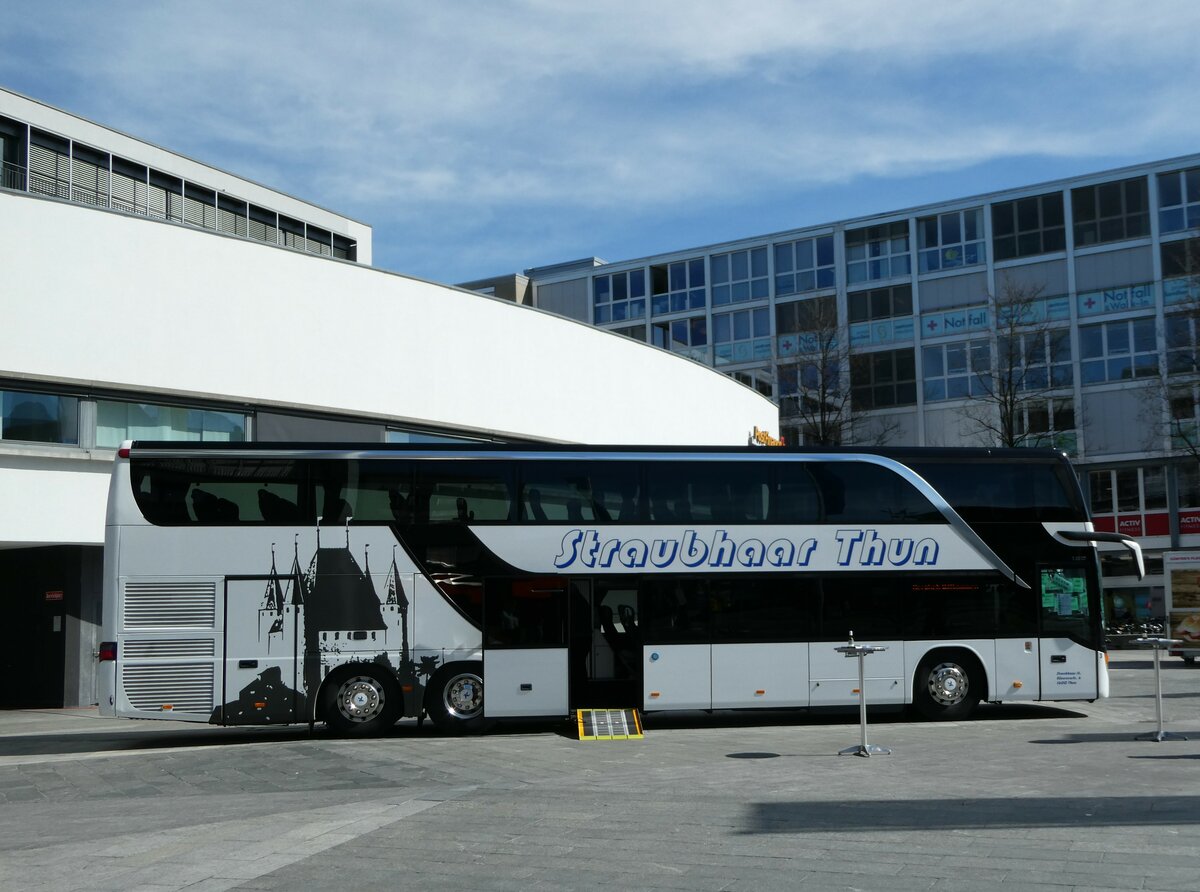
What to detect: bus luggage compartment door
<box><xmin>482</xmin><ymin>579</ymin><xmax>569</xmax><ymax>718</ymax></box>
<box><xmin>809</xmin><ymin>641</ymin><xmax>904</xmax><ymax>705</ymax></box>
<box><xmin>220</xmin><ymin>576</ymin><xmax>301</xmax><ymax>725</ymax></box>
<box><xmin>643</xmin><ymin>645</ymin><xmax>711</xmax><ymax>710</ymax></box>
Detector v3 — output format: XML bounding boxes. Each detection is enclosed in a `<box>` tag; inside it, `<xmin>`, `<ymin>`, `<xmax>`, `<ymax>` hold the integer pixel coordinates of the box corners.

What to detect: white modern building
<box><xmin>0</xmin><ymin>87</ymin><xmax>777</xmax><ymax>708</ymax></box>
<box><xmin>495</xmin><ymin>155</ymin><xmax>1200</xmax><ymax>628</ymax></box>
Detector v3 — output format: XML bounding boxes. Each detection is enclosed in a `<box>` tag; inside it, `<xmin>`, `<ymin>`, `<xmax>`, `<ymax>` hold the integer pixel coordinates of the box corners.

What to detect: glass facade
<box><xmin>918</xmin><ymin>208</ymin><xmax>985</xmax><ymax>273</ymax></box>
<box><xmin>96</xmin><ymin>400</ymin><xmax>245</xmax><ymax>447</ymax></box>
<box><xmin>774</xmin><ymin>235</ymin><xmax>835</xmax><ymax>296</ymax></box>
<box><xmin>0</xmin><ymin>390</ymin><xmax>78</xmax><ymax>444</ymax></box>
<box><xmin>1158</xmin><ymin>167</ymin><xmax>1200</xmax><ymax>234</ymax></box>
<box><xmin>711</xmin><ymin>247</ymin><xmax>768</xmax><ymax>306</ymax></box>
<box><xmin>845</xmin><ymin>222</ymin><xmax>911</xmax><ymax>284</ymax></box>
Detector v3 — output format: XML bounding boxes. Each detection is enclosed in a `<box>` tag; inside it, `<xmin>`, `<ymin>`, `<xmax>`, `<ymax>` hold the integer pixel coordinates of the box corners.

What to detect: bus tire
<box><xmin>912</xmin><ymin>651</ymin><xmax>982</xmax><ymax>721</ymax></box>
<box><xmin>426</xmin><ymin>661</ymin><xmax>487</xmax><ymax>735</ymax></box>
<box><xmin>320</xmin><ymin>665</ymin><xmax>401</xmax><ymax>737</ymax></box>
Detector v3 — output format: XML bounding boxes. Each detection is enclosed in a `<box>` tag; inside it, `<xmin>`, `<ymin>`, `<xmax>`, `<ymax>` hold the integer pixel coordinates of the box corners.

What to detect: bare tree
<box><xmin>959</xmin><ymin>275</ymin><xmax>1075</xmax><ymax>450</ymax></box>
<box><xmin>776</xmin><ymin>296</ymin><xmax>897</xmax><ymax>446</ymax></box>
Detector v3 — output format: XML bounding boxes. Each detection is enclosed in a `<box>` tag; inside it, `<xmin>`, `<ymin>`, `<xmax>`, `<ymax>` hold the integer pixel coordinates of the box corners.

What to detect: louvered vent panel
<box><xmin>123</xmin><ymin>663</ymin><xmax>214</xmax><ymax>713</ymax></box>
<box><xmin>124</xmin><ymin>582</ymin><xmax>216</xmax><ymax>629</ymax></box>
<box><xmin>124</xmin><ymin>639</ymin><xmax>215</xmax><ymax>659</ymax></box>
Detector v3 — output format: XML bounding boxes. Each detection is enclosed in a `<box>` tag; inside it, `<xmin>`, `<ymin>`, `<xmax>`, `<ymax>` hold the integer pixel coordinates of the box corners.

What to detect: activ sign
<box><xmin>471</xmin><ymin>524</ymin><xmax>1000</xmax><ymax>575</ymax></box>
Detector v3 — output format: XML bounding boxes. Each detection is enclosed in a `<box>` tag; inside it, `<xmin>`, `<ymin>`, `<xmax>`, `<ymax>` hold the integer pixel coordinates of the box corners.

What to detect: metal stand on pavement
<box><xmin>837</xmin><ymin>632</ymin><xmax>891</xmax><ymax>757</ymax></box>
<box><xmin>1134</xmin><ymin>637</ymin><xmax>1187</xmax><ymax>742</ymax></box>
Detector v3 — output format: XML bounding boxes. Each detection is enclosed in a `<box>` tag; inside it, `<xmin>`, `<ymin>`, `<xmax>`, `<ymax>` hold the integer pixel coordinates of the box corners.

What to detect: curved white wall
<box><xmin>2</xmin><ymin>192</ymin><xmax>775</xmax><ymax>445</ymax></box>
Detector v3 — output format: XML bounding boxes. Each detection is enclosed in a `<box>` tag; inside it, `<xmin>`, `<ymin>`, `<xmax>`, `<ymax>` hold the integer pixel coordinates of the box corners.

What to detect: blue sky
<box><xmin>4</xmin><ymin>1</ymin><xmax>1200</xmax><ymax>284</ymax></box>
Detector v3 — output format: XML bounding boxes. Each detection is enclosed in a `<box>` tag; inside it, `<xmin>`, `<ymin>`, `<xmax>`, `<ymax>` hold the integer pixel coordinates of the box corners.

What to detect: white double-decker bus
<box><xmin>98</xmin><ymin>443</ymin><xmax>1142</xmax><ymax>735</ymax></box>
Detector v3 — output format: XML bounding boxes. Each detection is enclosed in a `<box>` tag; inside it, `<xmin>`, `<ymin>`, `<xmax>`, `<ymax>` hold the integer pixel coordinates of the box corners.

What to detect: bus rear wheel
<box><xmin>321</xmin><ymin>666</ymin><xmax>401</xmax><ymax>736</ymax></box>
<box><xmin>913</xmin><ymin>652</ymin><xmax>981</xmax><ymax>721</ymax></box>
<box><xmin>426</xmin><ymin>661</ymin><xmax>487</xmax><ymax>735</ymax></box>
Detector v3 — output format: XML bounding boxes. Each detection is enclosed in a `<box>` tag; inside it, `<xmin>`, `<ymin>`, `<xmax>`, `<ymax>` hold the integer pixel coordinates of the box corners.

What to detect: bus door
<box><xmin>586</xmin><ymin>582</ymin><xmax>642</xmax><ymax>706</ymax></box>
<box><xmin>221</xmin><ymin>576</ymin><xmax>301</xmax><ymax>725</ymax></box>
<box><xmin>1036</xmin><ymin>565</ymin><xmax>1099</xmax><ymax>699</ymax></box>
<box><xmin>482</xmin><ymin>578</ymin><xmax>569</xmax><ymax>718</ymax></box>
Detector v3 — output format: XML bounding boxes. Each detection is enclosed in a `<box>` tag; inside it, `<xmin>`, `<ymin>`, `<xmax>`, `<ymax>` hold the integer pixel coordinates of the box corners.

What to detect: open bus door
<box><xmin>482</xmin><ymin>578</ymin><xmax>569</xmax><ymax>718</ymax></box>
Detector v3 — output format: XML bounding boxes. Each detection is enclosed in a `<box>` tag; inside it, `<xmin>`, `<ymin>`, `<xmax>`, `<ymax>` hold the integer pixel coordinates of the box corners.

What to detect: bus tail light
<box><xmin>97</xmin><ymin>641</ymin><xmax>117</xmax><ymax>662</ymax></box>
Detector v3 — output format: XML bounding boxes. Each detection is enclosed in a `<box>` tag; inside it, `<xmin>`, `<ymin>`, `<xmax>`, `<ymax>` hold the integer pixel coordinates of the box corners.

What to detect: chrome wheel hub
<box><xmin>927</xmin><ymin>663</ymin><xmax>969</xmax><ymax>706</ymax></box>
<box><xmin>444</xmin><ymin>673</ymin><xmax>484</xmax><ymax>720</ymax></box>
<box><xmin>338</xmin><ymin>676</ymin><xmax>384</xmax><ymax>723</ymax></box>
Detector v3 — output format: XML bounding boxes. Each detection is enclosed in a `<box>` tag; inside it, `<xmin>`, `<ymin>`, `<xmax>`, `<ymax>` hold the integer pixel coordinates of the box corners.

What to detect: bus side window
<box><xmin>775</xmin><ymin>464</ymin><xmax>823</xmax><ymax>523</ymax></box>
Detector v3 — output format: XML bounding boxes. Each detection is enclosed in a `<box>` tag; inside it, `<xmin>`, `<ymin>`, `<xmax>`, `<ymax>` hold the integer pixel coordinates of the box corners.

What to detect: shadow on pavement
<box><xmin>741</xmin><ymin>795</ymin><xmax>1200</xmax><ymax>833</ymax></box>
<box><xmin>1030</xmin><ymin>731</ymin><xmax>1200</xmax><ymax>744</ymax></box>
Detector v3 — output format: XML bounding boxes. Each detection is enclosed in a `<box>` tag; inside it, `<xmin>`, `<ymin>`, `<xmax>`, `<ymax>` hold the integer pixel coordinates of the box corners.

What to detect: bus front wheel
<box><xmin>321</xmin><ymin>666</ymin><xmax>401</xmax><ymax>736</ymax></box>
<box><xmin>426</xmin><ymin>661</ymin><xmax>487</xmax><ymax>735</ymax></box>
<box><xmin>913</xmin><ymin>652</ymin><xmax>982</xmax><ymax>721</ymax></box>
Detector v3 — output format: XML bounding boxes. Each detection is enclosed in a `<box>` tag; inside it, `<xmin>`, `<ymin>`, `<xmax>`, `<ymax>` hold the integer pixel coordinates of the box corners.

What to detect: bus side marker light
<box><xmin>649</xmin><ymin>691</ymin><xmax>661</xmax><ymax>699</ymax></box>
<box><xmin>755</xmin><ymin>690</ymin><xmax>765</xmax><ymax>696</ymax></box>
<box><xmin>401</xmin><ymin>685</ymin><xmax>414</xmax><ymax>693</ymax></box>
<box><xmin>255</xmin><ymin>701</ymin><xmax>267</xmax><ymax>709</ymax></box>
<box><xmin>161</xmin><ymin>705</ymin><xmax>173</xmax><ymax>711</ymax></box>
<box><xmin>852</xmin><ymin>689</ymin><xmax>861</xmax><ymax>694</ymax></box>
<box><xmin>1013</xmin><ymin>681</ymin><xmax>1023</xmax><ymax>689</ymax></box>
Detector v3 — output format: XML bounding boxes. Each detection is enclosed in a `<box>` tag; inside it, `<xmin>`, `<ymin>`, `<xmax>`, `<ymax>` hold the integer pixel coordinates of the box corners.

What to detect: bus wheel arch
<box><xmin>318</xmin><ymin>663</ymin><xmax>402</xmax><ymax>736</ymax></box>
<box><xmin>425</xmin><ymin>660</ymin><xmax>487</xmax><ymax>735</ymax></box>
<box><xmin>912</xmin><ymin>648</ymin><xmax>986</xmax><ymax>721</ymax></box>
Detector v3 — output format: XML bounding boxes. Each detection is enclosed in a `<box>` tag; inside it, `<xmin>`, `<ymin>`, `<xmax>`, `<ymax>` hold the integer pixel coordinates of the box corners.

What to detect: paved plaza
<box><xmin>0</xmin><ymin>651</ymin><xmax>1198</xmax><ymax>891</ymax></box>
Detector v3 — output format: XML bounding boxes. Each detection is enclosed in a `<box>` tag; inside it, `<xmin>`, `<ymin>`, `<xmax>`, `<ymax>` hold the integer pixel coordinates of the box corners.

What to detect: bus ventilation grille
<box><xmin>576</xmin><ymin>708</ymin><xmax>643</xmax><ymax>740</ymax></box>
<box><xmin>123</xmin><ymin>581</ymin><xmax>216</xmax><ymax>629</ymax></box>
<box><xmin>123</xmin><ymin>663</ymin><xmax>214</xmax><ymax>714</ymax></box>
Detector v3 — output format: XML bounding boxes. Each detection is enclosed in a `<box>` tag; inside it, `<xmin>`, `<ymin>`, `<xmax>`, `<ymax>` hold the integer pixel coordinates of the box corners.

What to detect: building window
<box><xmin>1079</xmin><ymin>318</ymin><xmax>1158</xmax><ymax>383</ymax></box>
<box><xmin>991</xmin><ymin>193</ymin><xmax>1065</xmax><ymax>261</ymax></box>
<box><xmin>848</xmin><ymin>284</ymin><xmax>912</xmax><ymax>324</ymax></box>
<box><xmin>775</xmin><ymin>296</ymin><xmax>837</xmax><ymax>359</ymax></box>
<box><xmin>1016</xmin><ymin>398</ymin><xmax>1077</xmax><ymax>453</ymax></box>
<box><xmin>1162</xmin><ymin>238</ymin><xmax>1200</xmax><ymax>281</ymax></box>
<box><xmin>713</xmin><ymin>307</ymin><xmax>771</xmax><ymax>366</ymax></box>
<box><xmin>1168</xmin><ymin>384</ymin><xmax>1200</xmax><ymax>450</ymax></box>
<box><xmin>917</xmin><ymin>208</ymin><xmax>985</xmax><ymax>273</ymax></box>
<box><xmin>1157</xmin><ymin>168</ymin><xmax>1200</xmax><ymax>235</ymax></box>
<box><xmin>1071</xmin><ymin>177</ymin><xmax>1149</xmax><ymax>247</ymax></box>
<box><xmin>730</xmin><ymin>369</ymin><xmax>774</xmax><ymax>399</ymax></box>
<box><xmin>651</xmin><ymin>258</ymin><xmax>705</xmax><ymax>315</ymax></box>
<box><xmin>95</xmin><ymin>400</ymin><xmax>246</xmax><ymax>448</ymax></box>
<box><xmin>850</xmin><ymin>347</ymin><xmax>916</xmax><ymax>409</ymax></box>
<box><xmin>1000</xmin><ymin>328</ymin><xmax>1074</xmax><ymax>390</ymax></box>
<box><xmin>847</xmin><ymin>284</ymin><xmax>914</xmax><ymax>347</ymax></box>
<box><xmin>1090</xmin><ymin>466</ymin><xmax>1169</xmax><ymax>538</ymax></box>
<box><xmin>1165</xmin><ymin>312</ymin><xmax>1200</xmax><ymax>375</ymax></box>
<box><xmin>922</xmin><ymin>339</ymin><xmax>990</xmax><ymax>401</ymax></box>
<box><xmin>593</xmin><ymin>269</ymin><xmax>647</xmax><ymax>324</ymax></box>
<box><xmin>0</xmin><ymin>389</ymin><xmax>78</xmax><ymax>444</ymax></box>
<box><xmin>609</xmin><ymin>324</ymin><xmax>647</xmax><ymax>342</ymax></box>
<box><xmin>387</xmin><ymin>429</ymin><xmax>480</xmax><ymax>444</ymax></box>
<box><xmin>711</xmin><ymin>247</ymin><xmax>768</xmax><ymax>306</ymax></box>
<box><xmin>652</xmin><ymin>317</ymin><xmax>708</xmax><ymax>362</ymax></box>
<box><xmin>1179</xmin><ymin>463</ymin><xmax>1200</xmax><ymax>510</ymax></box>
<box><xmin>845</xmin><ymin>222</ymin><xmax>911</xmax><ymax>284</ymax></box>
<box><xmin>774</xmin><ymin>235</ymin><xmax>835</xmax><ymax>296</ymax></box>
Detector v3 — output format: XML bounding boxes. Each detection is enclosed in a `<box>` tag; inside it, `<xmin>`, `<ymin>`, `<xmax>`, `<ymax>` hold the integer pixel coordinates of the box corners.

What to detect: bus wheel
<box><xmin>913</xmin><ymin>653</ymin><xmax>981</xmax><ymax>721</ymax></box>
<box><xmin>426</xmin><ymin>662</ymin><xmax>487</xmax><ymax>735</ymax></box>
<box><xmin>321</xmin><ymin>667</ymin><xmax>401</xmax><ymax>736</ymax></box>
